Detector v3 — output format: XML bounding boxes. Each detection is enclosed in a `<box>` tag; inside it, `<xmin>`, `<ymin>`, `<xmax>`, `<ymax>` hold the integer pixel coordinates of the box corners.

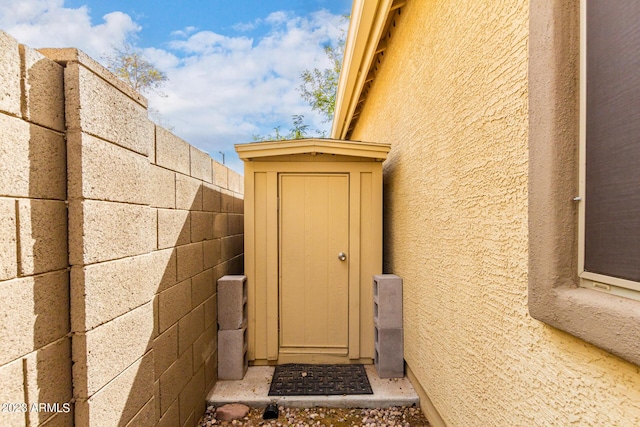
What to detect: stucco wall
<box><xmin>0</xmin><ymin>30</ymin><xmax>244</xmax><ymax>427</ymax></box>
<box><xmin>349</xmin><ymin>2</ymin><xmax>640</xmax><ymax>426</ymax></box>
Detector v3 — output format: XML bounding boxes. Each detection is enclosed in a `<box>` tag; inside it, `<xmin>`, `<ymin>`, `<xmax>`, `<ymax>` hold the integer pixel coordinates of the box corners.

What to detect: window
<box><xmin>528</xmin><ymin>0</ymin><xmax>640</xmax><ymax>367</ymax></box>
<box><xmin>578</xmin><ymin>0</ymin><xmax>640</xmax><ymax>301</ymax></box>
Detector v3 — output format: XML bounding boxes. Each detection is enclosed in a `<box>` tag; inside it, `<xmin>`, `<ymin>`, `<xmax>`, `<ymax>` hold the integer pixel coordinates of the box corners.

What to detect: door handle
<box><xmin>338</xmin><ymin>252</ymin><xmax>347</xmax><ymax>261</ymax></box>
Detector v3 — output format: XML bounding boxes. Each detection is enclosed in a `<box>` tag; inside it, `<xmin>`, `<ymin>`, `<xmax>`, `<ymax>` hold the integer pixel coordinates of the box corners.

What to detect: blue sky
<box><xmin>0</xmin><ymin>0</ymin><xmax>352</xmax><ymax>172</ymax></box>
<box><xmin>63</xmin><ymin>0</ymin><xmax>351</xmax><ymax>49</ymax></box>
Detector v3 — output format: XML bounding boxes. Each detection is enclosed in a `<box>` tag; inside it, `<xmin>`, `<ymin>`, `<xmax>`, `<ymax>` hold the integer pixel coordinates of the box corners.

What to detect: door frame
<box><xmin>243</xmin><ymin>160</ymin><xmax>382</xmax><ymax>365</ymax></box>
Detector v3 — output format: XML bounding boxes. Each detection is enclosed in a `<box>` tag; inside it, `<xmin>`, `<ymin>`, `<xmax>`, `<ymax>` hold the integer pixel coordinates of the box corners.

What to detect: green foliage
<box><xmin>289</xmin><ymin>114</ymin><xmax>310</xmax><ymax>139</ymax></box>
<box><xmin>106</xmin><ymin>44</ymin><xmax>168</xmax><ymax>95</ymax></box>
<box><xmin>298</xmin><ymin>43</ymin><xmax>343</xmax><ymax>122</ymax></box>
<box><xmin>253</xmin><ymin>14</ymin><xmax>349</xmax><ymax>141</ymax></box>
<box><xmin>253</xmin><ymin>114</ymin><xmax>322</xmax><ymax>141</ymax></box>
<box><xmin>298</xmin><ymin>15</ymin><xmax>348</xmax><ymax>122</ymax></box>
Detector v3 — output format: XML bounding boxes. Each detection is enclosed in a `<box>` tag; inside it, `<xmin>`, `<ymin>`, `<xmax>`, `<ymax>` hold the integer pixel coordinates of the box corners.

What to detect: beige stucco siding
<box><xmin>349</xmin><ymin>1</ymin><xmax>640</xmax><ymax>426</ymax></box>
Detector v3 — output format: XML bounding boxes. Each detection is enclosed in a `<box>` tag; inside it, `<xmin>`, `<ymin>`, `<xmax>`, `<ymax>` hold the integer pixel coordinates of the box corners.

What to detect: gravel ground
<box><xmin>199</xmin><ymin>405</ymin><xmax>430</xmax><ymax>426</ymax></box>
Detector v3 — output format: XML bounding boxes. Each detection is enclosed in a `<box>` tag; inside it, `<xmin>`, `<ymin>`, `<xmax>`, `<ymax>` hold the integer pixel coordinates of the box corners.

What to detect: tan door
<box><xmin>279</xmin><ymin>174</ymin><xmax>349</xmax><ymax>358</ymax></box>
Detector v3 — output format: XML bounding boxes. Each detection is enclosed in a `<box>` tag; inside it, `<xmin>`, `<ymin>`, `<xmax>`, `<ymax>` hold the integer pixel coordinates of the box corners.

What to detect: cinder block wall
<box><xmin>0</xmin><ymin>31</ymin><xmax>72</xmax><ymax>427</ymax></box>
<box><xmin>0</xmin><ymin>30</ymin><xmax>244</xmax><ymax>427</ymax></box>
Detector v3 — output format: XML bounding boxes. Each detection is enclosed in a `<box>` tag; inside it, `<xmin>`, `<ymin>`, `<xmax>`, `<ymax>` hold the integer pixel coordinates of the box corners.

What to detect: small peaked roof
<box><xmin>234</xmin><ymin>138</ymin><xmax>391</xmax><ymax>161</ymax></box>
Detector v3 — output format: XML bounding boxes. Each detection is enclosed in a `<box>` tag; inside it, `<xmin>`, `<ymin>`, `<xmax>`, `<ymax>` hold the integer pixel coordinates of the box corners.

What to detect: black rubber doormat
<box><xmin>268</xmin><ymin>364</ymin><xmax>373</xmax><ymax>396</ymax></box>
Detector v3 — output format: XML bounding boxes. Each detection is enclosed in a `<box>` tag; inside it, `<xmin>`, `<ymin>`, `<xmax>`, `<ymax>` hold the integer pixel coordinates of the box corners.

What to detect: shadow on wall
<box><xmin>66</xmin><ymin>142</ymin><xmax>245</xmax><ymax>427</ymax></box>
<box><xmin>382</xmin><ymin>159</ymin><xmax>398</xmax><ymax>275</ymax></box>
<box><xmin>23</xmin><ymin>48</ymin><xmax>71</xmax><ymax>426</ymax></box>
<box><xmin>114</xmin><ymin>182</ymin><xmax>244</xmax><ymax>427</ymax></box>
<box><xmin>67</xmin><ymin>158</ymin><xmax>245</xmax><ymax>427</ymax></box>
<box><xmin>1</xmin><ymin>36</ymin><xmax>244</xmax><ymax>426</ymax></box>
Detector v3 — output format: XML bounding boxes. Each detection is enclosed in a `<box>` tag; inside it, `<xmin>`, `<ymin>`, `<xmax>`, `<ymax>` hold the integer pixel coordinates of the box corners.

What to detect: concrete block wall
<box><xmin>217</xmin><ymin>275</ymin><xmax>248</xmax><ymax>330</ymax></box>
<box><xmin>0</xmin><ymin>31</ymin><xmax>72</xmax><ymax>427</ymax></box>
<box><xmin>216</xmin><ymin>275</ymin><xmax>248</xmax><ymax>380</ymax></box>
<box><xmin>373</xmin><ymin>275</ymin><xmax>404</xmax><ymax>378</ymax></box>
<box><xmin>0</xmin><ymin>30</ymin><xmax>244</xmax><ymax>427</ymax></box>
<box><xmin>150</xmin><ymin>128</ymin><xmax>243</xmax><ymax>427</ymax></box>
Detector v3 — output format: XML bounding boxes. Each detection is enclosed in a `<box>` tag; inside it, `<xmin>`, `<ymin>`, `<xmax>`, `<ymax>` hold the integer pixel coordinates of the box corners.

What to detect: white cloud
<box><xmin>170</xmin><ymin>25</ymin><xmax>197</xmax><ymax>38</ymax></box>
<box><xmin>144</xmin><ymin>8</ymin><xmax>347</xmax><ymax>172</ymax></box>
<box><xmin>0</xmin><ymin>0</ymin><xmax>140</xmax><ymax>59</ymax></box>
<box><xmin>232</xmin><ymin>20</ymin><xmax>258</xmax><ymax>33</ymax></box>
<box><xmin>265</xmin><ymin>11</ymin><xmax>290</xmax><ymax>26</ymax></box>
<box><xmin>168</xmin><ymin>31</ymin><xmax>254</xmax><ymax>55</ymax></box>
<box><xmin>0</xmin><ymin>1</ymin><xmax>348</xmax><ymax>173</ymax></box>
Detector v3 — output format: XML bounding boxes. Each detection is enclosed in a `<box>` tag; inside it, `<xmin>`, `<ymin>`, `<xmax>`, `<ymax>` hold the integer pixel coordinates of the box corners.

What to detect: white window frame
<box><xmin>577</xmin><ymin>0</ymin><xmax>640</xmax><ymax>301</ymax></box>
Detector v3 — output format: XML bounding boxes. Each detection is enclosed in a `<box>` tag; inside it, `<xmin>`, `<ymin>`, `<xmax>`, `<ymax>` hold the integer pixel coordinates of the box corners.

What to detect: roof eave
<box><xmin>331</xmin><ymin>0</ymin><xmax>405</xmax><ymax>140</ymax></box>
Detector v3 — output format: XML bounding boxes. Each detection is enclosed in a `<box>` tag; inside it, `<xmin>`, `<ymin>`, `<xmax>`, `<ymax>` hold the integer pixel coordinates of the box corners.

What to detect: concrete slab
<box><xmin>206</xmin><ymin>365</ymin><xmax>419</xmax><ymax>409</ymax></box>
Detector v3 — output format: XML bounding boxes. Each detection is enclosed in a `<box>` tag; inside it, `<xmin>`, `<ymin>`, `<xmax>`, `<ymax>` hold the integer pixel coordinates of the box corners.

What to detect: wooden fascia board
<box><xmin>234</xmin><ymin>139</ymin><xmax>390</xmax><ymax>161</ymax></box>
<box><xmin>331</xmin><ymin>0</ymin><xmax>394</xmax><ymax>139</ymax></box>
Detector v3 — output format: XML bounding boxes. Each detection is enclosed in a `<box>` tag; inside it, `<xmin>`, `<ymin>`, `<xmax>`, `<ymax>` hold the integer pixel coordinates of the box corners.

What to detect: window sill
<box><xmin>529</xmin><ymin>285</ymin><xmax>640</xmax><ymax>366</ymax></box>
<box><xmin>528</xmin><ymin>0</ymin><xmax>640</xmax><ymax>367</ymax></box>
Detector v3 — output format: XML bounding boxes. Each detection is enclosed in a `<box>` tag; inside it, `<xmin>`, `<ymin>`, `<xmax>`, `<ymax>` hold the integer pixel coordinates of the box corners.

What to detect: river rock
<box><xmin>215</xmin><ymin>403</ymin><xmax>250</xmax><ymax>421</ymax></box>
